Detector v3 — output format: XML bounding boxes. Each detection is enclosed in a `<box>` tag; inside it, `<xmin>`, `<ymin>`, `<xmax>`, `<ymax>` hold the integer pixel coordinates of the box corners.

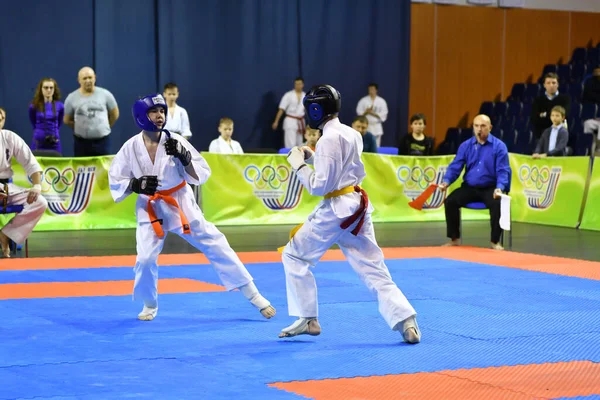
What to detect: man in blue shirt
<box><xmin>438</xmin><ymin>115</ymin><xmax>511</xmax><ymax>250</ymax></box>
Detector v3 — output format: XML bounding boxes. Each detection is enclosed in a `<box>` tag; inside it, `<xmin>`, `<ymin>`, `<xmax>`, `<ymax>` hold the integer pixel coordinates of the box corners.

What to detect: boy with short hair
<box><xmin>303</xmin><ymin>127</ymin><xmax>320</xmax><ymax>151</ymax></box>
<box><xmin>400</xmin><ymin>113</ymin><xmax>434</xmax><ymax>156</ymax></box>
<box><xmin>208</xmin><ymin>117</ymin><xmax>244</xmax><ymax>154</ymax></box>
<box><xmin>533</xmin><ymin>105</ymin><xmax>569</xmax><ymax>158</ymax></box>
<box><xmin>162</xmin><ymin>82</ymin><xmax>192</xmax><ymax>140</ymax></box>
<box><xmin>351</xmin><ymin>116</ymin><xmax>377</xmax><ymax>153</ymax></box>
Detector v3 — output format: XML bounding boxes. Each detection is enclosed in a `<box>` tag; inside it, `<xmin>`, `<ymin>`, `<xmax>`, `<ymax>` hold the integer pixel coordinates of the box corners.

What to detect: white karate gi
<box><xmin>109</xmin><ymin>131</ymin><xmax>253</xmax><ymax>307</ymax></box>
<box><xmin>163</xmin><ymin>105</ymin><xmax>192</xmax><ymax>139</ymax></box>
<box><xmin>279</xmin><ymin>90</ymin><xmax>306</xmax><ymax>148</ymax></box>
<box><xmin>356</xmin><ymin>95</ymin><xmax>389</xmax><ymax>147</ymax></box>
<box><xmin>208</xmin><ymin>136</ymin><xmax>244</xmax><ymax>154</ymax></box>
<box><xmin>0</xmin><ymin>130</ymin><xmax>47</xmax><ymax>244</ymax></box>
<box><xmin>281</xmin><ymin>118</ymin><xmax>416</xmax><ymax>329</ymax></box>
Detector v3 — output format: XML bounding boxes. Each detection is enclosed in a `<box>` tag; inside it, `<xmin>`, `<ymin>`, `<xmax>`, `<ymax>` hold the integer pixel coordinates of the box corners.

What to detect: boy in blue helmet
<box><xmin>279</xmin><ymin>85</ymin><xmax>420</xmax><ymax>343</ymax></box>
<box><xmin>108</xmin><ymin>94</ymin><xmax>275</xmax><ymax>321</ymax></box>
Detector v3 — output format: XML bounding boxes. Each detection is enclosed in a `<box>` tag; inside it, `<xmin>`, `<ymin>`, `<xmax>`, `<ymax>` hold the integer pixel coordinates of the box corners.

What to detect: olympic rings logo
<box><xmin>244</xmin><ymin>165</ymin><xmax>290</xmax><ymax>190</ymax></box>
<box><xmin>41</xmin><ymin>167</ymin><xmax>76</xmax><ymax>193</ymax></box>
<box><xmin>397</xmin><ymin>166</ymin><xmax>439</xmax><ymax>190</ymax></box>
<box><xmin>518</xmin><ymin>165</ymin><xmax>550</xmax><ymax>190</ymax></box>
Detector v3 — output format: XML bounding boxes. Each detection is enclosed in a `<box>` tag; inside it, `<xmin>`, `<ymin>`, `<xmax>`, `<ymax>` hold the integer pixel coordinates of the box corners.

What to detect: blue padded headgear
<box><xmin>303</xmin><ymin>85</ymin><xmax>341</xmax><ymax>129</ymax></box>
<box><xmin>132</xmin><ymin>94</ymin><xmax>168</xmax><ymax>132</ymax></box>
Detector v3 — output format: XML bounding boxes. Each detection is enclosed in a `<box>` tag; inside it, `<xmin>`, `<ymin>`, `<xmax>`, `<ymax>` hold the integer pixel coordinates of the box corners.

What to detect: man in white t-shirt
<box><xmin>272</xmin><ymin>77</ymin><xmax>306</xmax><ymax>148</ymax></box>
<box><xmin>356</xmin><ymin>83</ymin><xmax>388</xmax><ymax>147</ymax></box>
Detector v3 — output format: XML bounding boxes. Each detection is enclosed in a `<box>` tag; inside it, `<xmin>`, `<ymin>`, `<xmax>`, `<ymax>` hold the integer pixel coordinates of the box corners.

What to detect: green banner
<box><xmin>580</xmin><ymin>157</ymin><xmax>600</xmax><ymax>231</ymax></box>
<box><xmin>0</xmin><ymin>156</ymin><xmax>137</xmax><ymax>231</ymax></box>
<box><xmin>508</xmin><ymin>153</ymin><xmax>590</xmax><ymax>228</ymax></box>
<box><xmin>361</xmin><ymin>153</ymin><xmax>487</xmax><ymax>222</ymax></box>
<box><xmin>202</xmin><ymin>153</ymin><xmax>488</xmax><ymax>225</ymax></box>
<box><xmin>201</xmin><ymin>153</ymin><xmax>320</xmax><ymax>225</ymax></box>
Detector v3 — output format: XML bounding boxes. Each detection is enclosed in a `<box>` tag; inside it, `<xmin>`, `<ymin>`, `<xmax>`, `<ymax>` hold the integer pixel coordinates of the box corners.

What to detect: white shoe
<box><xmin>398</xmin><ymin>316</ymin><xmax>421</xmax><ymax>344</ymax></box>
<box><xmin>250</xmin><ymin>294</ymin><xmax>276</xmax><ymax>319</ymax></box>
<box><xmin>279</xmin><ymin>318</ymin><xmax>321</xmax><ymax>338</ymax></box>
<box><xmin>138</xmin><ymin>306</ymin><xmax>158</xmax><ymax>321</ymax></box>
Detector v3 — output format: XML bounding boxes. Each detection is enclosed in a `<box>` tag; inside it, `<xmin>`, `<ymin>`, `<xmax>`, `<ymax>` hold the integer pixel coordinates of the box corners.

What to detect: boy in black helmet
<box><xmin>279</xmin><ymin>85</ymin><xmax>420</xmax><ymax>343</ymax></box>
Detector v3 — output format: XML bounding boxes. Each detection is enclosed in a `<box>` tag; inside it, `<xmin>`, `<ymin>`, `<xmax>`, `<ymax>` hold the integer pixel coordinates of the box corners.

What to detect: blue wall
<box><xmin>0</xmin><ymin>0</ymin><xmax>410</xmax><ymax>156</ymax></box>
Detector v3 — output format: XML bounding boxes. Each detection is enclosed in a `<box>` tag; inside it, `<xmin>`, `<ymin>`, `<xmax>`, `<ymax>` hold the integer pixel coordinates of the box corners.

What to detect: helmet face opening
<box><xmin>303</xmin><ymin>85</ymin><xmax>341</xmax><ymax>129</ymax></box>
<box><xmin>132</xmin><ymin>94</ymin><xmax>168</xmax><ymax>132</ymax></box>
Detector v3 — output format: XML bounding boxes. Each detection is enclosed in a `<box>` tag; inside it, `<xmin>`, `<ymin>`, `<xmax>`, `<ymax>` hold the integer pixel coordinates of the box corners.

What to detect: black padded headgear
<box><xmin>302</xmin><ymin>85</ymin><xmax>341</xmax><ymax>129</ymax></box>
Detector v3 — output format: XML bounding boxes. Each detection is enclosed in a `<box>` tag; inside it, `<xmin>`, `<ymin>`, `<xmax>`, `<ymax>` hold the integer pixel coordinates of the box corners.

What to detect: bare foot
<box><xmin>442</xmin><ymin>239</ymin><xmax>460</xmax><ymax>247</ymax></box>
<box><xmin>0</xmin><ymin>232</ymin><xmax>10</xmax><ymax>258</ymax></box>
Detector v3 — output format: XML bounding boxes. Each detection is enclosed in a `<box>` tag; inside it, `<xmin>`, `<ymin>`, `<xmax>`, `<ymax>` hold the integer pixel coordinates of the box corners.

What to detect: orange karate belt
<box><xmin>277</xmin><ymin>185</ymin><xmax>369</xmax><ymax>253</ymax></box>
<box><xmin>147</xmin><ymin>180</ymin><xmax>191</xmax><ymax>238</ymax></box>
<box><xmin>286</xmin><ymin>115</ymin><xmax>306</xmax><ymax>135</ymax></box>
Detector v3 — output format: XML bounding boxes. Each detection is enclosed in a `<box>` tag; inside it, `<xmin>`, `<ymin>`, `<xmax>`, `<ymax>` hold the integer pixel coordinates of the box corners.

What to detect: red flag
<box><xmin>408</xmin><ymin>184</ymin><xmax>438</xmax><ymax>211</ymax></box>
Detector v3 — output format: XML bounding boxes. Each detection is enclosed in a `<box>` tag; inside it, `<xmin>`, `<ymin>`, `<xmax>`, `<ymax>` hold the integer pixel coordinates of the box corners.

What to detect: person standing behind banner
<box><xmin>0</xmin><ymin>127</ymin><xmax>48</xmax><ymax>257</ymax></box>
<box><xmin>208</xmin><ymin>117</ymin><xmax>244</xmax><ymax>154</ymax></box>
<box><xmin>63</xmin><ymin>66</ymin><xmax>119</xmax><ymax>156</ymax></box>
<box><xmin>29</xmin><ymin>78</ymin><xmax>64</xmax><ymax>155</ymax></box>
<box><xmin>356</xmin><ymin>83</ymin><xmax>388</xmax><ymax>147</ymax></box>
<box><xmin>272</xmin><ymin>77</ymin><xmax>306</xmax><ymax>148</ymax></box>
<box><xmin>162</xmin><ymin>82</ymin><xmax>192</xmax><ymax>140</ymax></box>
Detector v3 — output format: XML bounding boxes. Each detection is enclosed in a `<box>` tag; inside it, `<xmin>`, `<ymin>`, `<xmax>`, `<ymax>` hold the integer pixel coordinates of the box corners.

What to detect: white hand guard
<box><xmin>286</xmin><ymin>147</ymin><xmax>306</xmax><ymax>170</ymax></box>
<box><xmin>301</xmin><ymin>146</ymin><xmax>315</xmax><ymax>165</ymax></box>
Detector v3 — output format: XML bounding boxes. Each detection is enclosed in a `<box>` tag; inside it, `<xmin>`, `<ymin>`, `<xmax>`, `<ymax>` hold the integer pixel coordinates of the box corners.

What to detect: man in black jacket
<box><xmin>531</xmin><ymin>73</ymin><xmax>571</xmax><ymax>140</ymax></box>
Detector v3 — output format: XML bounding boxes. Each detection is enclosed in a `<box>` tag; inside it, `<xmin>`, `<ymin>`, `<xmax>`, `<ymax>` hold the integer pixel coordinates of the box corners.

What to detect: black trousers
<box><xmin>444</xmin><ymin>183</ymin><xmax>502</xmax><ymax>244</ymax></box>
<box><xmin>74</xmin><ymin>135</ymin><xmax>111</xmax><ymax>157</ymax></box>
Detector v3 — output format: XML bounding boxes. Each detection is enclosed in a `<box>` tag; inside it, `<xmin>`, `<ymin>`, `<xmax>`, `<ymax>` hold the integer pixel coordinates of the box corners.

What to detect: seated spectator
<box><xmin>162</xmin><ymin>82</ymin><xmax>192</xmax><ymax>140</ymax></box>
<box><xmin>0</xmin><ymin>107</ymin><xmax>5</xmax><ymax>129</ymax></box>
<box><xmin>208</xmin><ymin>117</ymin><xmax>244</xmax><ymax>154</ymax></box>
<box><xmin>583</xmin><ymin>66</ymin><xmax>600</xmax><ymax>154</ymax></box>
<box><xmin>303</xmin><ymin>127</ymin><xmax>320</xmax><ymax>151</ymax></box>
<box><xmin>399</xmin><ymin>113</ymin><xmax>434</xmax><ymax>156</ymax></box>
<box><xmin>531</xmin><ymin>72</ymin><xmax>571</xmax><ymax>140</ymax></box>
<box><xmin>533</xmin><ymin>106</ymin><xmax>568</xmax><ymax>158</ymax></box>
<box><xmin>351</xmin><ymin>116</ymin><xmax>377</xmax><ymax>153</ymax></box>
<box><xmin>0</xmin><ymin>127</ymin><xmax>48</xmax><ymax>257</ymax></box>
<box><xmin>29</xmin><ymin>78</ymin><xmax>64</xmax><ymax>155</ymax></box>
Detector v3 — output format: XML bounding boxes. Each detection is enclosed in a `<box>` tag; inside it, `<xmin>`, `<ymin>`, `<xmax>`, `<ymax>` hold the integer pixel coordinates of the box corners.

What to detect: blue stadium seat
<box><xmin>514</xmin><ymin>130</ymin><xmax>532</xmax><ymax>155</ymax></box>
<box><xmin>514</xmin><ymin>115</ymin><xmax>530</xmax><ymax>133</ymax></box>
<box><xmin>575</xmin><ymin>133</ymin><xmax>594</xmax><ymax>156</ymax></box>
<box><xmin>571</xmin><ymin>48</ymin><xmax>587</xmax><ymax>64</ymax></box>
<box><xmin>459</xmin><ymin>128</ymin><xmax>472</xmax><ymax>143</ymax></box>
<box><xmin>500</xmin><ymin>115</ymin><xmax>515</xmax><ymax>133</ymax></box>
<box><xmin>494</xmin><ymin>102</ymin><xmax>508</xmax><ymax>117</ymax></box>
<box><xmin>568</xmin><ymin>82</ymin><xmax>583</xmax><ymax>101</ymax></box>
<box><xmin>501</xmin><ymin>129</ymin><xmax>516</xmax><ymax>152</ymax></box>
<box><xmin>581</xmin><ymin>103</ymin><xmax>598</xmax><ymax>120</ymax></box>
<box><xmin>523</xmin><ymin>84</ymin><xmax>540</xmax><ymax>102</ymax></box>
<box><xmin>507</xmin><ymin>101</ymin><xmax>522</xmax><ymax>117</ymax></box>
<box><xmin>377</xmin><ymin>147</ymin><xmax>399</xmax><ymax>155</ymax></box>
<box><xmin>542</xmin><ymin>64</ymin><xmax>558</xmax><ymax>75</ymax></box>
<box><xmin>557</xmin><ymin>64</ymin><xmax>571</xmax><ymax>83</ymax></box>
<box><xmin>569</xmin><ymin>102</ymin><xmax>582</xmax><ymax>119</ymax></box>
<box><xmin>278</xmin><ymin>147</ymin><xmax>291</xmax><ymax>154</ymax></box>
<box><xmin>508</xmin><ymin>84</ymin><xmax>526</xmax><ymax>102</ymax></box>
<box><xmin>587</xmin><ymin>47</ymin><xmax>599</xmax><ymax>65</ymax></box>
<box><xmin>479</xmin><ymin>101</ymin><xmax>494</xmax><ymax>116</ymax></box>
<box><xmin>572</xmin><ymin>63</ymin><xmax>587</xmax><ymax>81</ymax></box>
<box><xmin>521</xmin><ymin>102</ymin><xmax>532</xmax><ymax>118</ymax></box>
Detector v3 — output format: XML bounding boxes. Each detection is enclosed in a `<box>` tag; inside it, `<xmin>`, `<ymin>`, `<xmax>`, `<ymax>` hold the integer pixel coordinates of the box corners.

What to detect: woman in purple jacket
<box><xmin>29</xmin><ymin>78</ymin><xmax>63</xmax><ymax>155</ymax></box>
